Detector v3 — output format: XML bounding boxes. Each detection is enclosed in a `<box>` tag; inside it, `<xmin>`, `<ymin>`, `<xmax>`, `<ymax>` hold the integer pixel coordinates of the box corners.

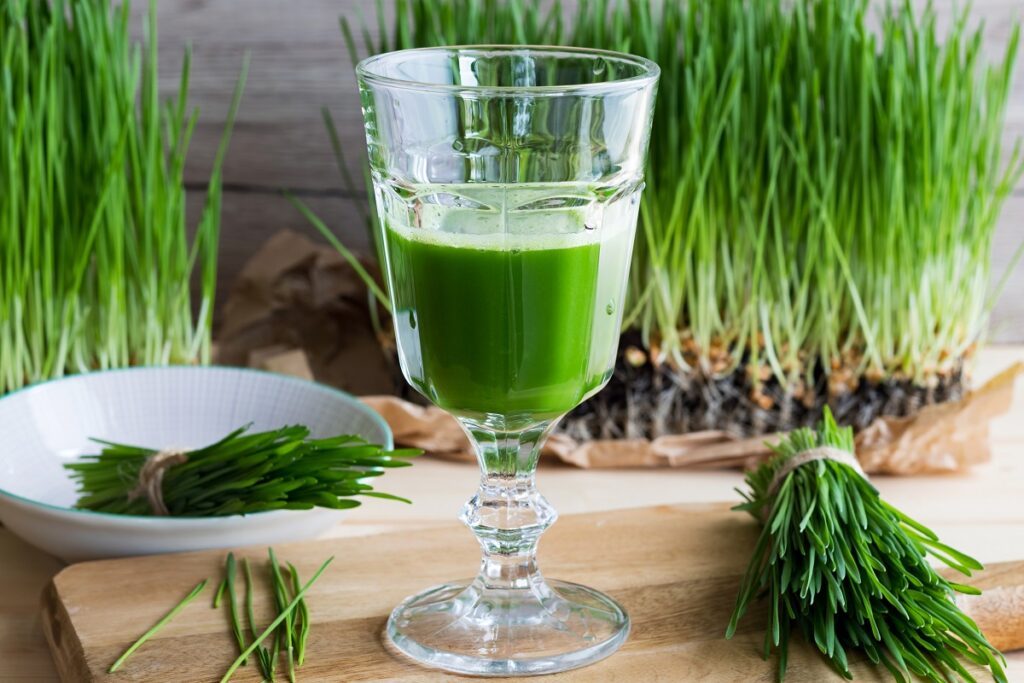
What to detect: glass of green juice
<box><xmin>357</xmin><ymin>45</ymin><xmax>658</xmax><ymax>676</ymax></box>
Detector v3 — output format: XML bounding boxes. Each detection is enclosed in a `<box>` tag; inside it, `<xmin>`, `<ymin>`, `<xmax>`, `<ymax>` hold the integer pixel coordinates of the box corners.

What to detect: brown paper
<box><xmin>250</xmin><ymin>346</ymin><xmax>314</xmax><ymax>380</ymax></box>
<box><xmin>360</xmin><ymin>362</ymin><xmax>1020</xmax><ymax>474</ymax></box>
<box><xmin>854</xmin><ymin>362</ymin><xmax>1022</xmax><ymax>474</ymax></box>
<box><xmin>215</xmin><ymin>230</ymin><xmax>396</xmax><ymax>396</ymax></box>
<box><xmin>223</xmin><ymin>229</ymin><xmax>1020</xmax><ymax>475</ymax></box>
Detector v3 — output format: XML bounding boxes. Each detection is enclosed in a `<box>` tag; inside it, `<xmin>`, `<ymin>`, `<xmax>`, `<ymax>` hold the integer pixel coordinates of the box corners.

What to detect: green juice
<box><xmin>382</xmin><ymin>184</ymin><xmax>637</xmax><ymax>423</ymax></box>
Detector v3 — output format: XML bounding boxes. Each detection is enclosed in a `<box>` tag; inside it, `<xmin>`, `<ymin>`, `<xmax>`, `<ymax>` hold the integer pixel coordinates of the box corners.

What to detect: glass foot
<box><xmin>386</xmin><ymin>577</ymin><xmax>630</xmax><ymax>676</ymax></box>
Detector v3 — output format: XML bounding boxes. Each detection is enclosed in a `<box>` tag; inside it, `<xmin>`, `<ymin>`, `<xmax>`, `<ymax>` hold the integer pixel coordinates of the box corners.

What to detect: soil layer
<box><xmin>560</xmin><ymin>331</ymin><xmax>966</xmax><ymax>441</ymax></box>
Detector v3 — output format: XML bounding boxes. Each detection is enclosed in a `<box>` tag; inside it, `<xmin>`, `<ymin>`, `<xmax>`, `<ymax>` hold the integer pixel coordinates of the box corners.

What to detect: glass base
<box><xmin>386</xmin><ymin>577</ymin><xmax>630</xmax><ymax>677</ymax></box>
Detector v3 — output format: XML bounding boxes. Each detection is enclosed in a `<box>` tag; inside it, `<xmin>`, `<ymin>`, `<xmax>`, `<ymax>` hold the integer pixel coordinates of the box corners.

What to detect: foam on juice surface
<box><xmin>383</xmin><ymin>183</ymin><xmax>631</xmax><ymax>251</ymax></box>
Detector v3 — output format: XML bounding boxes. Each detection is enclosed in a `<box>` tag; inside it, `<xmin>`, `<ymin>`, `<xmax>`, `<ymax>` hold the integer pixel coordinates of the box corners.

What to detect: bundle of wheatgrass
<box><xmin>66</xmin><ymin>424</ymin><xmax>418</xmax><ymax>517</ymax></box>
<box><xmin>315</xmin><ymin>0</ymin><xmax>1022</xmax><ymax>438</ymax></box>
<box><xmin>0</xmin><ymin>0</ymin><xmax>246</xmax><ymax>396</ymax></box>
<box><xmin>728</xmin><ymin>410</ymin><xmax>1005</xmax><ymax>682</ymax></box>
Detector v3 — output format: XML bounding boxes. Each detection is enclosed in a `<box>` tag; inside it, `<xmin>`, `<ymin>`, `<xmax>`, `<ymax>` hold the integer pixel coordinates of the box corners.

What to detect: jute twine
<box><xmin>127</xmin><ymin>449</ymin><xmax>189</xmax><ymax>516</ymax></box>
<box><xmin>762</xmin><ymin>446</ymin><xmax>866</xmax><ymax>520</ymax></box>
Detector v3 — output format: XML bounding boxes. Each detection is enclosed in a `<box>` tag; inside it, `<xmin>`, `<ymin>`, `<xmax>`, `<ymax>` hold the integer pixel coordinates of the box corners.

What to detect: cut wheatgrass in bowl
<box><xmin>65</xmin><ymin>424</ymin><xmax>420</xmax><ymax>517</ymax></box>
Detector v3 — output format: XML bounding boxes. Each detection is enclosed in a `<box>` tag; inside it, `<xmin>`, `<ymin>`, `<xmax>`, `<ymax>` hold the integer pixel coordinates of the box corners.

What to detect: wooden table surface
<box><xmin>3</xmin><ymin>346</ymin><xmax>1024</xmax><ymax>682</ymax></box>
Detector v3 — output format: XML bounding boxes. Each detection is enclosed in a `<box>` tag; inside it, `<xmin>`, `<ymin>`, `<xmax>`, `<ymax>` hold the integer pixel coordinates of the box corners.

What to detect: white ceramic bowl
<box><xmin>0</xmin><ymin>366</ymin><xmax>392</xmax><ymax>563</ymax></box>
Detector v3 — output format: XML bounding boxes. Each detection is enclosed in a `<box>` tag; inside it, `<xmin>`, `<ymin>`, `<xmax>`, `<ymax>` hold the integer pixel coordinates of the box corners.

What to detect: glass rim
<box><xmin>356</xmin><ymin>44</ymin><xmax>660</xmax><ymax>97</ymax></box>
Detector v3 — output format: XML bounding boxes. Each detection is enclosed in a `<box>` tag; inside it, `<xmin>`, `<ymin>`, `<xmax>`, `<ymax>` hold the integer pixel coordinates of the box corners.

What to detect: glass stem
<box><xmin>458</xmin><ymin>419</ymin><xmax>558</xmax><ymax>591</ymax></box>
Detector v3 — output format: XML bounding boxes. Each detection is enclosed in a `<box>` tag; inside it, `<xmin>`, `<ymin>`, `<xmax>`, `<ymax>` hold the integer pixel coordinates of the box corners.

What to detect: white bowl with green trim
<box><xmin>0</xmin><ymin>366</ymin><xmax>392</xmax><ymax>563</ymax></box>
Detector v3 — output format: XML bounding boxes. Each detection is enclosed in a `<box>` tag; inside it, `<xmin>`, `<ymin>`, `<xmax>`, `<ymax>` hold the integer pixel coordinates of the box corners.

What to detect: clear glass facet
<box><xmin>357</xmin><ymin>45</ymin><xmax>659</xmax><ymax>676</ymax></box>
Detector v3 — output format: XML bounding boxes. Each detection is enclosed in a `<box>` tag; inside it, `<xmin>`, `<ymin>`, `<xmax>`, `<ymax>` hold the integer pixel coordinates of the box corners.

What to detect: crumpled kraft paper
<box><xmin>214</xmin><ymin>229</ymin><xmax>397</xmax><ymax>397</ymax></box>
<box><xmin>854</xmin><ymin>362</ymin><xmax>1021</xmax><ymax>474</ymax></box>
<box><xmin>362</xmin><ymin>360</ymin><xmax>1019</xmax><ymax>475</ymax></box>
<box><xmin>222</xmin><ymin>230</ymin><xmax>1021</xmax><ymax>475</ymax></box>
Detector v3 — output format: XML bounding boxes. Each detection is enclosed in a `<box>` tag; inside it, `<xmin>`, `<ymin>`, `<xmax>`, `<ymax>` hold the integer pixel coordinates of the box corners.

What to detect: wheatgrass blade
<box><xmin>108</xmin><ymin>579</ymin><xmax>208</xmax><ymax>672</ymax></box>
<box><xmin>224</xmin><ymin>553</ymin><xmax>248</xmax><ymax>666</ymax></box>
<box><xmin>219</xmin><ymin>557</ymin><xmax>334</xmax><ymax>683</ymax></box>
<box><xmin>287</xmin><ymin>561</ymin><xmax>311</xmax><ymax>667</ymax></box>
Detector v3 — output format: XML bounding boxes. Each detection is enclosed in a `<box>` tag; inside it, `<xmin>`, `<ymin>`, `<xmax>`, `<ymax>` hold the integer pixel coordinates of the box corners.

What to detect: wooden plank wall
<box><xmin>143</xmin><ymin>0</ymin><xmax>1024</xmax><ymax>341</ymax></box>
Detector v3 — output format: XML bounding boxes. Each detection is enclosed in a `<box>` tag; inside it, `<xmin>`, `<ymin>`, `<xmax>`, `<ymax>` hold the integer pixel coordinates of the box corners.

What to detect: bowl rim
<box><xmin>0</xmin><ymin>365</ymin><xmax>394</xmax><ymax>524</ymax></box>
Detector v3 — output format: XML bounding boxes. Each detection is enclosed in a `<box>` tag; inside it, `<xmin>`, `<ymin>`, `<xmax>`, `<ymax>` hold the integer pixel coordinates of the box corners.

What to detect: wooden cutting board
<box><xmin>39</xmin><ymin>503</ymin><xmax>1000</xmax><ymax>682</ymax></box>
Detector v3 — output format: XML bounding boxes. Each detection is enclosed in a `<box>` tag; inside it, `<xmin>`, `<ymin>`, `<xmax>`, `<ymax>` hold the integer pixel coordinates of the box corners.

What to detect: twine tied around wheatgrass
<box><xmin>127</xmin><ymin>449</ymin><xmax>189</xmax><ymax>516</ymax></box>
<box><xmin>760</xmin><ymin>445</ymin><xmax>867</xmax><ymax>524</ymax></box>
<box><xmin>764</xmin><ymin>445</ymin><xmax>866</xmax><ymax>497</ymax></box>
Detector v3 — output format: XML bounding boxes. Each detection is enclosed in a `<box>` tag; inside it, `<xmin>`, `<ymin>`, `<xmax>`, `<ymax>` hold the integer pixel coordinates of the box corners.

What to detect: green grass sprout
<box><xmin>316</xmin><ymin>0</ymin><xmax>1022</xmax><ymax>416</ymax></box>
<box><xmin>0</xmin><ymin>0</ymin><xmax>246</xmax><ymax>396</ymax></box>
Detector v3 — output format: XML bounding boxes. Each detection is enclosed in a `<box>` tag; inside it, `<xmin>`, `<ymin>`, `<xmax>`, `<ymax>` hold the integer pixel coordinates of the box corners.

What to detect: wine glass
<box><xmin>357</xmin><ymin>45</ymin><xmax>659</xmax><ymax>676</ymax></box>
